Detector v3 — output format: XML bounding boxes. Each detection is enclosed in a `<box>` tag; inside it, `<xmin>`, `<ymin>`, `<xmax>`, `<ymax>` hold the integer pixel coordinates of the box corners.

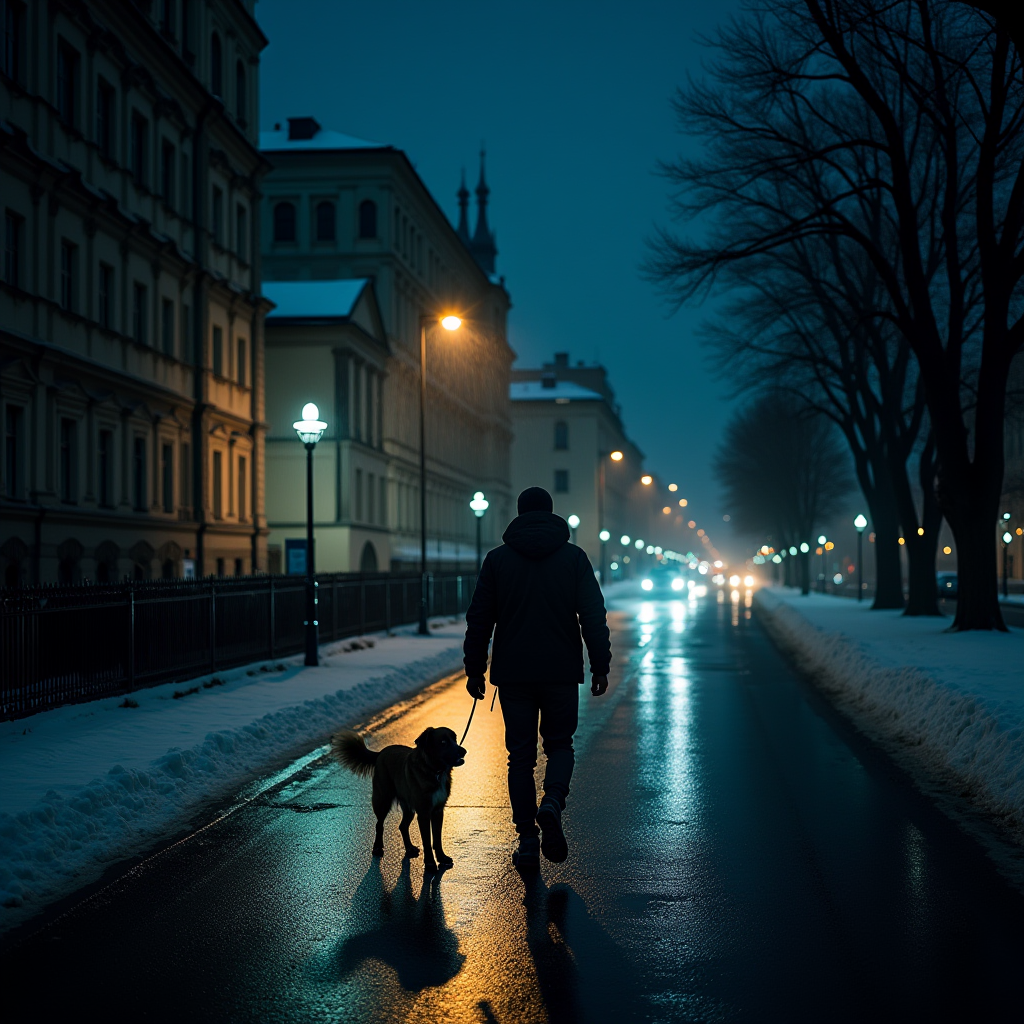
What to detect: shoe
<box><xmin>536</xmin><ymin>799</ymin><xmax>568</xmax><ymax>863</ymax></box>
<box><xmin>511</xmin><ymin>835</ymin><xmax>540</xmax><ymax>871</ymax></box>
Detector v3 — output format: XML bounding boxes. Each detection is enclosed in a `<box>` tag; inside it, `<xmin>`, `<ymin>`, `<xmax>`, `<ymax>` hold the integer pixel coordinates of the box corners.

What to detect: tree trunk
<box><xmin>904</xmin><ymin>438</ymin><xmax>942</xmax><ymax>616</ymax></box>
<box><xmin>868</xmin><ymin>477</ymin><xmax>904</xmax><ymax>609</ymax></box>
<box><xmin>799</xmin><ymin>550</ymin><xmax>811</xmax><ymax>594</ymax></box>
<box><xmin>948</xmin><ymin>508</ymin><xmax>1006</xmax><ymax>631</ymax></box>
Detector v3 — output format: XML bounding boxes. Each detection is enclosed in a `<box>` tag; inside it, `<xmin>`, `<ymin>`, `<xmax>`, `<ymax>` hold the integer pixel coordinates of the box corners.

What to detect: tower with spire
<box><xmin>458</xmin><ymin>150</ymin><xmax>498</xmax><ymax>275</ymax></box>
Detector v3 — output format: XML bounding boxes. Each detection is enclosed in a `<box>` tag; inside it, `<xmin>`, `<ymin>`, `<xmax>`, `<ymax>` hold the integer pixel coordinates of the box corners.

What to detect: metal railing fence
<box><xmin>0</xmin><ymin>572</ymin><xmax>475</xmax><ymax>721</ymax></box>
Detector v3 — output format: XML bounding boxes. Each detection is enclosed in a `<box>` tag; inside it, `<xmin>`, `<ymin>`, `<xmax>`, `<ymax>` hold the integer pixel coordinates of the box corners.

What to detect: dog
<box><xmin>331</xmin><ymin>726</ymin><xmax>466</xmax><ymax>873</ymax></box>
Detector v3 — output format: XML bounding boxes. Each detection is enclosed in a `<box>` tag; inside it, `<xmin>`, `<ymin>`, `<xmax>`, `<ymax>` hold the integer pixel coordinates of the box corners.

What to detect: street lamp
<box><xmin>470</xmin><ymin>491</ymin><xmax>489</xmax><ymax>572</ymax></box>
<box><xmin>418</xmin><ymin>313</ymin><xmax>462</xmax><ymax>635</ymax></box>
<box><xmin>1002</xmin><ymin>529</ymin><xmax>1013</xmax><ymax>599</ymax></box>
<box><xmin>599</xmin><ymin>528</ymin><xmax>610</xmax><ymax>584</ymax></box>
<box><xmin>292</xmin><ymin>403</ymin><xmax>327</xmax><ymax>666</ymax></box>
<box><xmin>567</xmin><ymin>514</ymin><xmax>580</xmax><ymax>545</ymax></box>
<box><xmin>854</xmin><ymin>514</ymin><xmax>868</xmax><ymax>603</ymax></box>
<box><xmin>610</xmin><ymin>451</ymin><xmax>623</xmax><ymax>461</ymax></box>
<box><xmin>817</xmin><ymin>535</ymin><xmax>827</xmax><ymax>592</ymax></box>
<box><xmin>641</xmin><ymin>475</ymin><xmax>653</xmax><ymax>486</ymax></box>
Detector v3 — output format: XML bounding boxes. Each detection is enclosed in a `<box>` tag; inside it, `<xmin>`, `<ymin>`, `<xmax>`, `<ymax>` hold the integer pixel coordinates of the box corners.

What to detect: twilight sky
<box><xmin>257</xmin><ymin>0</ymin><xmax>745</xmax><ymax>552</ymax></box>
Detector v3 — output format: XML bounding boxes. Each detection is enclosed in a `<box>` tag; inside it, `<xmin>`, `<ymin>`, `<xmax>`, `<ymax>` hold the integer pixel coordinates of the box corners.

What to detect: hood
<box><xmin>502</xmin><ymin>511</ymin><xmax>571</xmax><ymax>560</ymax></box>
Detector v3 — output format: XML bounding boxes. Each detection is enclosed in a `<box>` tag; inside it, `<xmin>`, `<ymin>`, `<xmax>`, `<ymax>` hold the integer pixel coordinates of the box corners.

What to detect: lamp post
<box><xmin>599</xmin><ymin>529</ymin><xmax>610</xmax><ymax>584</ymax></box>
<box><xmin>292</xmin><ymin>403</ymin><xmax>327</xmax><ymax>666</ymax></box>
<box><xmin>1002</xmin><ymin>528</ymin><xmax>1013</xmax><ymax>599</ymax></box>
<box><xmin>470</xmin><ymin>491</ymin><xmax>489</xmax><ymax>572</ymax></box>
<box><xmin>568</xmin><ymin>514</ymin><xmax>580</xmax><ymax>546</ymax></box>
<box><xmin>418</xmin><ymin>313</ymin><xmax>462</xmax><ymax>635</ymax></box>
<box><xmin>817</xmin><ymin>535</ymin><xmax>827</xmax><ymax>593</ymax></box>
<box><xmin>854</xmin><ymin>515</ymin><xmax>868</xmax><ymax>602</ymax></box>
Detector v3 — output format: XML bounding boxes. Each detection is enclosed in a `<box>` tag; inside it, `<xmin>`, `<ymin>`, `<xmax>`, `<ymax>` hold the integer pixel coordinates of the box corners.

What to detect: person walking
<box><xmin>463</xmin><ymin>486</ymin><xmax>611</xmax><ymax>869</ymax></box>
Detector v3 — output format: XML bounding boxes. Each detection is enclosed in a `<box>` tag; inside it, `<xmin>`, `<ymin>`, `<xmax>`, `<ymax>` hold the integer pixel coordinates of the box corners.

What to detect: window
<box><xmin>2</xmin><ymin>1</ymin><xmax>25</xmax><ymax>84</ymax></box>
<box><xmin>181</xmin><ymin>303</ymin><xmax>190</xmax><ymax>355</ymax></box>
<box><xmin>234</xmin><ymin>557</ymin><xmax>243</xmax><ymax>576</ymax></box>
<box><xmin>379</xmin><ymin>476</ymin><xmax>386</xmax><ymax>526</ymax></box>
<box><xmin>4</xmin><ymin>210</ymin><xmax>21</xmax><ymax>287</ymax></box>
<box><xmin>161</xmin><ymin>444</ymin><xmax>173</xmax><ymax>513</ymax></box>
<box><xmin>98</xmin><ymin>264</ymin><xmax>113</xmax><ymax>329</ymax></box>
<box><xmin>56</xmin><ymin>42</ymin><xmax>79</xmax><ymax>128</ymax></box>
<box><xmin>59</xmin><ymin>419</ymin><xmax>76</xmax><ymax>502</ymax></box>
<box><xmin>237</xmin><ymin>456</ymin><xmax>246</xmax><ymax>521</ymax></box>
<box><xmin>554</xmin><ymin>421</ymin><xmax>568</xmax><ymax>450</ymax></box>
<box><xmin>212</xmin><ymin>450</ymin><xmax>222</xmax><ymax>518</ymax></box>
<box><xmin>161</xmin><ymin>140</ymin><xmax>175</xmax><ymax>207</ymax></box>
<box><xmin>236</xmin><ymin>337</ymin><xmax>247</xmax><ymax>387</ymax></box>
<box><xmin>210</xmin><ymin>32</ymin><xmax>222</xmax><ymax>97</ymax></box>
<box><xmin>316</xmin><ymin>201</ymin><xmax>335</xmax><ymax>242</ymax></box>
<box><xmin>355</xmin><ymin>468</ymin><xmax>363</xmax><ymax>521</ymax></box>
<box><xmin>5</xmin><ymin>404</ymin><xmax>23</xmax><ymax>498</ymax></box>
<box><xmin>161</xmin><ymin>299</ymin><xmax>174</xmax><ymax>356</ymax></box>
<box><xmin>554</xmin><ymin>469</ymin><xmax>569</xmax><ymax>493</ymax></box>
<box><xmin>216</xmin><ymin>556</ymin><xmax>224</xmax><ymax>577</ymax></box>
<box><xmin>96</xmin><ymin>80</ymin><xmax>115</xmax><ymax>158</ymax></box>
<box><xmin>132</xmin><ymin>282</ymin><xmax>147</xmax><ymax>344</ymax></box>
<box><xmin>98</xmin><ymin>429</ymin><xmax>112</xmax><ymax>507</ymax></box>
<box><xmin>180</xmin><ymin>443</ymin><xmax>190</xmax><ymax>508</ymax></box>
<box><xmin>212</xmin><ymin>325</ymin><xmax>223</xmax><ymax>375</ymax></box>
<box><xmin>235</xmin><ymin>59</ymin><xmax>246</xmax><ymax>124</ymax></box>
<box><xmin>60</xmin><ymin>240</ymin><xmax>77</xmax><ymax>312</ymax></box>
<box><xmin>132</xmin><ymin>437</ymin><xmax>147</xmax><ymax>510</ymax></box>
<box><xmin>358</xmin><ymin>199</ymin><xmax>377</xmax><ymax>239</ymax></box>
<box><xmin>130</xmin><ymin>111</ymin><xmax>148</xmax><ymax>186</ymax></box>
<box><xmin>212</xmin><ymin>187</ymin><xmax>223</xmax><ymax>244</ymax></box>
<box><xmin>367</xmin><ymin>472</ymin><xmax>375</xmax><ymax>524</ymax></box>
<box><xmin>180</xmin><ymin>152</ymin><xmax>190</xmax><ymax>214</ymax></box>
<box><xmin>273</xmin><ymin>201</ymin><xmax>296</xmax><ymax>242</ymax></box>
<box><xmin>235</xmin><ymin>204</ymin><xmax>247</xmax><ymax>260</ymax></box>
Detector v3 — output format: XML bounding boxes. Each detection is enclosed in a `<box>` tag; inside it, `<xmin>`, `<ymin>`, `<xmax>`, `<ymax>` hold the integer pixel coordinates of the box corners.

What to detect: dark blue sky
<box><xmin>258</xmin><ymin>0</ymin><xmax>744</xmax><ymax>551</ymax></box>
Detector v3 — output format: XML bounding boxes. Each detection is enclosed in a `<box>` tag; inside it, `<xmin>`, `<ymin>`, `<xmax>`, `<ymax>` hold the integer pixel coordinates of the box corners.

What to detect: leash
<box><xmin>459</xmin><ymin>686</ymin><xmax>497</xmax><ymax>745</ymax></box>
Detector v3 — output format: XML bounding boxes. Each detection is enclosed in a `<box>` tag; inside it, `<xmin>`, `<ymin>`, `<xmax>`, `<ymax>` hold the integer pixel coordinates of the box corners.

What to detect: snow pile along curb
<box><xmin>0</xmin><ymin>633</ymin><xmax>465</xmax><ymax>930</ymax></box>
<box><xmin>754</xmin><ymin>589</ymin><xmax>1024</xmax><ymax>843</ymax></box>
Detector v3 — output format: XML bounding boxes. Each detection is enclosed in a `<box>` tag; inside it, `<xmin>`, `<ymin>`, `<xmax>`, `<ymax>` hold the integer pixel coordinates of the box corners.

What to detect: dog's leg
<box><xmin>370</xmin><ymin>785</ymin><xmax>390</xmax><ymax>858</ymax></box>
<box><xmin>417</xmin><ymin>807</ymin><xmax>438</xmax><ymax>873</ymax></box>
<box><xmin>398</xmin><ymin>801</ymin><xmax>419</xmax><ymax>858</ymax></box>
<box><xmin>431</xmin><ymin>807</ymin><xmax>453</xmax><ymax>869</ymax></box>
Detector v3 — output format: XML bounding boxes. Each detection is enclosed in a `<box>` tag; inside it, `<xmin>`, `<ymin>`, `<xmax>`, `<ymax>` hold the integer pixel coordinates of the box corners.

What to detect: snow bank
<box><xmin>0</xmin><ymin>622</ymin><xmax>467</xmax><ymax>931</ymax></box>
<box><xmin>755</xmin><ymin>588</ymin><xmax>1024</xmax><ymax>842</ymax></box>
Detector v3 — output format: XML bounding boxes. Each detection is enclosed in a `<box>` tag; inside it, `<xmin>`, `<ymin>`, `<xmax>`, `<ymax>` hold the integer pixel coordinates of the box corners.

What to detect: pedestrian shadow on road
<box><xmin>332</xmin><ymin>859</ymin><xmax>465</xmax><ymax>992</ymax></box>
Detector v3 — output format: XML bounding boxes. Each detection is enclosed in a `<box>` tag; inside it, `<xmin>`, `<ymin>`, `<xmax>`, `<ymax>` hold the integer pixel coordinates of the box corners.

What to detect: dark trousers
<box><xmin>498</xmin><ymin>683</ymin><xmax>579</xmax><ymax>837</ymax></box>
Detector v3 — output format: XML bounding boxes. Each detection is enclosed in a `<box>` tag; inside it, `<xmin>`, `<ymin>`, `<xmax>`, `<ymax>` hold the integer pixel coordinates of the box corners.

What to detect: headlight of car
<box><xmin>641</xmin><ymin>578</ymin><xmax>654</xmax><ymax>591</ymax></box>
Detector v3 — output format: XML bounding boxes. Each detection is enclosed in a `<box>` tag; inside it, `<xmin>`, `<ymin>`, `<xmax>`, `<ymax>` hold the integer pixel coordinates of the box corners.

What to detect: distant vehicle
<box><xmin>641</xmin><ymin>563</ymin><xmax>685</xmax><ymax>594</ymax></box>
<box><xmin>936</xmin><ymin>571</ymin><xmax>958</xmax><ymax>597</ymax></box>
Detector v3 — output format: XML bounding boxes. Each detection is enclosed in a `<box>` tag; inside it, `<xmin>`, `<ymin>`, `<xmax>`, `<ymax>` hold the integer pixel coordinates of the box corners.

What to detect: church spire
<box><xmin>456</xmin><ymin>168</ymin><xmax>471</xmax><ymax>242</ymax></box>
<box><xmin>470</xmin><ymin>148</ymin><xmax>497</xmax><ymax>275</ymax></box>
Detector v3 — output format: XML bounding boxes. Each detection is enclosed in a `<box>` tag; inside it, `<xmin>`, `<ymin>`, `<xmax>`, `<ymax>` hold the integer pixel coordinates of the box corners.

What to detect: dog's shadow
<box><xmin>333</xmin><ymin>860</ymin><xmax>465</xmax><ymax>992</ymax></box>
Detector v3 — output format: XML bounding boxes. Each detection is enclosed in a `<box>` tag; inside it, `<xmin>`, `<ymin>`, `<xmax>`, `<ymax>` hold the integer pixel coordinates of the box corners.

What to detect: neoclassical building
<box><xmin>260</xmin><ymin>118</ymin><xmax>513</xmax><ymax>573</ymax></box>
<box><xmin>0</xmin><ymin>0</ymin><xmax>269</xmax><ymax>585</ymax></box>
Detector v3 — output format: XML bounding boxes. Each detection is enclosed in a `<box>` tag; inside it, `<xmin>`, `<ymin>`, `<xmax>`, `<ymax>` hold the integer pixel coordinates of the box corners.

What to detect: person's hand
<box><xmin>591</xmin><ymin>675</ymin><xmax>608</xmax><ymax>697</ymax></box>
<box><xmin>466</xmin><ymin>676</ymin><xmax>486</xmax><ymax>700</ymax></box>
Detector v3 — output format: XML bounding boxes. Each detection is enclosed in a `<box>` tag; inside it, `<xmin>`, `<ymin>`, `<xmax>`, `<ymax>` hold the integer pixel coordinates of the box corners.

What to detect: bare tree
<box><xmin>650</xmin><ymin>0</ymin><xmax>1023</xmax><ymax>630</ymax></box>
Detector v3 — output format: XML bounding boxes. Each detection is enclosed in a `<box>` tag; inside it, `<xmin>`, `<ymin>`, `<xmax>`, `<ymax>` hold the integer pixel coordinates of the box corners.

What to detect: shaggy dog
<box><xmin>331</xmin><ymin>726</ymin><xmax>466</xmax><ymax>873</ymax></box>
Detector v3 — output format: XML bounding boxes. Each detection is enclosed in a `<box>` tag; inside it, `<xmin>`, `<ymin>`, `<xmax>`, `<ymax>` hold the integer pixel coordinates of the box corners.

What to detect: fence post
<box><xmin>210</xmin><ymin>579</ymin><xmax>216</xmax><ymax>673</ymax></box>
<box><xmin>127</xmin><ymin>582</ymin><xmax>135</xmax><ymax>691</ymax></box>
<box><xmin>269</xmin><ymin>576</ymin><xmax>275</xmax><ymax>659</ymax></box>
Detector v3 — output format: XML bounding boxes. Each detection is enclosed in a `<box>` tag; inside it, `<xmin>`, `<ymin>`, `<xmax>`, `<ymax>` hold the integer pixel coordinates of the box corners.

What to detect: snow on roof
<box><xmin>259</xmin><ymin>128</ymin><xmax>388</xmax><ymax>152</ymax></box>
<box><xmin>510</xmin><ymin>380</ymin><xmax>604</xmax><ymax>402</ymax></box>
<box><xmin>263</xmin><ymin>279</ymin><xmax>369</xmax><ymax>320</ymax></box>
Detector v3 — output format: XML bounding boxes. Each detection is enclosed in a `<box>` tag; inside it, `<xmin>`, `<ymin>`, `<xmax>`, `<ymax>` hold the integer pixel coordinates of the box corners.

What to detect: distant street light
<box><xmin>854</xmin><ymin>514</ymin><xmax>868</xmax><ymax>603</ymax></box>
<box><xmin>598</xmin><ymin>529</ymin><xmax>610</xmax><ymax>584</ymax></box>
<box><xmin>641</xmin><ymin>475</ymin><xmax>653</xmax><ymax>486</ymax></box>
<box><xmin>817</xmin><ymin>536</ymin><xmax>828</xmax><ymax>593</ymax></box>
<box><xmin>634</xmin><ymin>538</ymin><xmax>644</xmax><ymax>550</ymax></box>
<box><xmin>293</xmin><ymin>403</ymin><xmax>328</xmax><ymax>666</ymax></box>
<box><xmin>568</xmin><ymin>514</ymin><xmax>580</xmax><ymax>544</ymax></box>
<box><xmin>418</xmin><ymin>313</ymin><xmax>463</xmax><ymax>634</ymax></box>
<box><xmin>1002</xmin><ymin>530</ymin><xmax>1013</xmax><ymax>598</ymax></box>
<box><xmin>470</xmin><ymin>491</ymin><xmax>489</xmax><ymax>572</ymax></box>
<box><xmin>610</xmin><ymin>450</ymin><xmax>624</xmax><ymax>461</ymax></box>
<box><xmin>799</xmin><ymin>542</ymin><xmax>810</xmax><ymax>553</ymax></box>
<box><xmin>620</xmin><ymin>534</ymin><xmax>630</xmax><ymax>546</ymax></box>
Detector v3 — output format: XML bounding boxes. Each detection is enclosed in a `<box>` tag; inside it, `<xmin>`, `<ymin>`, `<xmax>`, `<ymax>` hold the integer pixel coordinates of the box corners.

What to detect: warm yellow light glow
<box><xmin>898</xmin><ymin>537</ymin><xmax>905</xmax><ymax>545</ymax></box>
<box><xmin>610</xmin><ymin>450</ymin><xmax>624</xmax><ymax>461</ymax></box>
<box><xmin>687</xmin><ymin>520</ymin><xmax>695</xmax><ymax>528</ymax></box>
<box><xmin>440</xmin><ymin>315</ymin><xmax>462</xmax><ymax>331</ymax></box>
<box><xmin>1017</xmin><ymin>528</ymin><xmax>1023</xmax><ymax>536</ymax></box>
<box><xmin>824</xmin><ymin>541</ymin><xmax>834</xmax><ymax>551</ymax></box>
<box><xmin>679</xmin><ymin>498</ymin><xmax>688</xmax><ymax>507</ymax></box>
<box><xmin>916</xmin><ymin>527</ymin><xmax>924</xmax><ymax>536</ymax></box>
<box><xmin>668</xmin><ymin>483</ymin><xmax>678</xmax><ymax>492</ymax></box>
<box><xmin>662</xmin><ymin>506</ymin><xmax>671</xmax><ymax>515</ymax></box>
<box><xmin>744</xmin><ymin>575</ymin><xmax>755</xmax><ymax>587</ymax></box>
<box><xmin>641</xmin><ymin>475</ymin><xmax>653</xmax><ymax>486</ymax></box>
<box><xmin>943</xmin><ymin>546</ymin><xmax>952</xmax><ymax>554</ymax></box>
<box><xmin>697</xmin><ymin>529</ymin><xmax>705</xmax><ymax>537</ymax></box>
<box><xmin>816</xmin><ymin>547</ymin><xmax>823</xmax><ymax>555</ymax></box>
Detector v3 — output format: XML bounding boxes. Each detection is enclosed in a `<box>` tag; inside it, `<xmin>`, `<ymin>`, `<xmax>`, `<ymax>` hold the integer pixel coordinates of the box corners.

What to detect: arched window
<box><xmin>359</xmin><ymin>199</ymin><xmax>377</xmax><ymax>238</ymax></box>
<box><xmin>316</xmin><ymin>201</ymin><xmax>336</xmax><ymax>242</ymax></box>
<box><xmin>235</xmin><ymin>60</ymin><xmax>246</xmax><ymax>123</ymax></box>
<box><xmin>554</xmin><ymin>421</ymin><xmax>569</xmax><ymax>450</ymax></box>
<box><xmin>360</xmin><ymin>541</ymin><xmax>378</xmax><ymax>572</ymax></box>
<box><xmin>273</xmin><ymin>201</ymin><xmax>296</xmax><ymax>242</ymax></box>
<box><xmin>210</xmin><ymin>33</ymin><xmax>222</xmax><ymax>97</ymax></box>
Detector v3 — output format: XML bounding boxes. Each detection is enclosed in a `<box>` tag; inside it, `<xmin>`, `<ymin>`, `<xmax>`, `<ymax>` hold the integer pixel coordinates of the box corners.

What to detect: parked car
<box><xmin>936</xmin><ymin>571</ymin><xmax>958</xmax><ymax>597</ymax></box>
<box><xmin>641</xmin><ymin>564</ymin><xmax>686</xmax><ymax>594</ymax></box>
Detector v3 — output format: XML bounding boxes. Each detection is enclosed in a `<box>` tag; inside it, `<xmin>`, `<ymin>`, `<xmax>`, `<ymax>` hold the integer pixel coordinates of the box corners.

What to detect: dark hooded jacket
<box><xmin>463</xmin><ymin>511</ymin><xmax>611</xmax><ymax>686</ymax></box>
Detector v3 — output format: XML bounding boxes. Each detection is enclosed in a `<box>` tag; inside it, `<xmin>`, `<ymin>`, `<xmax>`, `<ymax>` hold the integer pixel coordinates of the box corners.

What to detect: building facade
<box><xmin>260</xmin><ymin>119</ymin><xmax>513</xmax><ymax>573</ymax></box>
<box><xmin>0</xmin><ymin>0</ymin><xmax>270</xmax><ymax>585</ymax></box>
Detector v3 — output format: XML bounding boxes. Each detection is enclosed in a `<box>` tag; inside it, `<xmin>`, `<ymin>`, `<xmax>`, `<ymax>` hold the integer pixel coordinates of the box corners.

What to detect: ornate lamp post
<box><xmin>470</xmin><ymin>491</ymin><xmax>489</xmax><ymax>572</ymax></box>
<box><xmin>854</xmin><ymin>515</ymin><xmax>868</xmax><ymax>602</ymax></box>
<box><xmin>292</xmin><ymin>403</ymin><xmax>327</xmax><ymax>666</ymax></box>
<box><xmin>418</xmin><ymin>313</ymin><xmax>463</xmax><ymax>635</ymax></box>
<box><xmin>568</xmin><ymin>514</ymin><xmax>580</xmax><ymax>545</ymax></box>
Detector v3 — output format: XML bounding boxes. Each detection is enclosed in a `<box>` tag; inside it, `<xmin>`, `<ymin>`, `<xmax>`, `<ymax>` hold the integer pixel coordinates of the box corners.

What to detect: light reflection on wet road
<box><xmin>2</xmin><ymin>589</ymin><xmax>1022</xmax><ymax>1022</ymax></box>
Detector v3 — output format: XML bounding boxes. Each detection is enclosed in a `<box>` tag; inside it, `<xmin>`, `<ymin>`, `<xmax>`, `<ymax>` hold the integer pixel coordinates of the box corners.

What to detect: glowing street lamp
<box><xmin>816</xmin><ymin>535</ymin><xmax>828</xmax><ymax>592</ymax></box>
<box><xmin>293</xmin><ymin>403</ymin><xmax>328</xmax><ymax>666</ymax></box>
<box><xmin>567</xmin><ymin>514</ymin><xmax>580</xmax><ymax>544</ymax></box>
<box><xmin>1002</xmin><ymin>528</ymin><xmax>1013</xmax><ymax>599</ymax></box>
<box><xmin>620</xmin><ymin>535</ymin><xmax>630</xmax><ymax>546</ymax></box>
<box><xmin>641</xmin><ymin>474</ymin><xmax>653</xmax><ymax>486</ymax></box>
<box><xmin>854</xmin><ymin>514</ymin><xmax>868</xmax><ymax>603</ymax></box>
<box><xmin>469</xmin><ymin>491</ymin><xmax>489</xmax><ymax>572</ymax></box>
<box><xmin>610</xmin><ymin>450</ymin><xmax>624</xmax><ymax>462</ymax></box>
<box><xmin>417</xmin><ymin>313</ymin><xmax>463</xmax><ymax>634</ymax></box>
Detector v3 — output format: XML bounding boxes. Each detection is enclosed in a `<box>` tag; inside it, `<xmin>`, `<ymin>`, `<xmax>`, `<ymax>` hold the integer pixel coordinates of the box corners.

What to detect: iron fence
<box><xmin>0</xmin><ymin>572</ymin><xmax>475</xmax><ymax>720</ymax></box>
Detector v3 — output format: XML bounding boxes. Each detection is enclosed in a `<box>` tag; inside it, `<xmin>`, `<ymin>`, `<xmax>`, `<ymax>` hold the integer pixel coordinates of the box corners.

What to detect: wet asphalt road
<box><xmin>3</xmin><ymin>590</ymin><xmax>1023</xmax><ymax>1023</ymax></box>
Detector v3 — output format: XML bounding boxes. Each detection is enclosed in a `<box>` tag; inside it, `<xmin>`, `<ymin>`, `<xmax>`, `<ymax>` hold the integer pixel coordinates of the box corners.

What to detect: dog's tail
<box><xmin>330</xmin><ymin>729</ymin><xmax>379</xmax><ymax>778</ymax></box>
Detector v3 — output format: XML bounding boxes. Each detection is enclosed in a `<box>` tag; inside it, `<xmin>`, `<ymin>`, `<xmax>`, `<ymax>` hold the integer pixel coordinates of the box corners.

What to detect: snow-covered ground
<box><xmin>0</xmin><ymin>620</ymin><xmax>467</xmax><ymax>932</ymax></box>
<box><xmin>755</xmin><ymin>588</ymin><xmax>1024</xmax><ymax>844</ymax></box>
